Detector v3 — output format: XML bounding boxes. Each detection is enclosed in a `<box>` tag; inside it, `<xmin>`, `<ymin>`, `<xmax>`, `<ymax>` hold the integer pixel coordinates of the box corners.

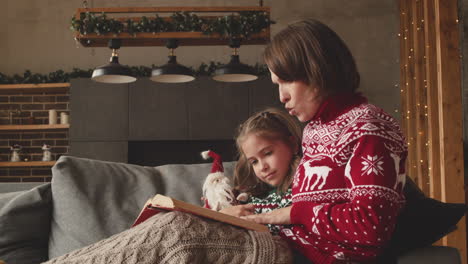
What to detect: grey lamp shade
<box><xmin>150</xmin><ymin>56</ymin><xmax>195</xmax><ymax>83</ymax></box>
<box><xmin>92</xmin><ymin>56</ymin><xmax>136</xmax><ymax>84</ymax></box>
<box><xmin>213</xmin><ymin>55</ymin><xmax>258</xmax><ymax>82</ymax></box>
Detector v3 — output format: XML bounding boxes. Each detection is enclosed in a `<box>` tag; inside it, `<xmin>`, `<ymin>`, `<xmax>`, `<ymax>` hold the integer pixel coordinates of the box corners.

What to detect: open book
<box><xmin>132</xmin><ymin>194</ymin><xmax>269</xmax><ymax>232</ymax></box>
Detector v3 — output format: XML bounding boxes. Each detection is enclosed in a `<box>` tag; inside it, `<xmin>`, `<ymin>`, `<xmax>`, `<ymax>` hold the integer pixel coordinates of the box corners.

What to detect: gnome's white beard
<box><xmin>202</xmin><ymin>172</ymin><xmax>235</xmax><ymax>211</ymax></box>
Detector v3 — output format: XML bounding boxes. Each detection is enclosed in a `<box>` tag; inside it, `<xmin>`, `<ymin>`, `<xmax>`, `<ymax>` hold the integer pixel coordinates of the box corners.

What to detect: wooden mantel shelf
<box><xmin>0</xmin><ymin>124</ymin><xmax>70</xmax><ymax>131</ymax></box>
<box><xmin>74</xmin><ymin>6</ymin><xmax>271</xmax><ymax>47</ymax></box>
<box><xmin>0</xmin><ymin>161</ymin><xmax>55</xmax><ymax>167</ymax></box>
<box><xmin>76</xmin><ymin>31</ymin><xmax>270</xmax><ymax>47</ymax></box>
<box><xmin>0</xmin><ymin>83</ymin><xmax>70</xmax><ymax>93</ymax></box>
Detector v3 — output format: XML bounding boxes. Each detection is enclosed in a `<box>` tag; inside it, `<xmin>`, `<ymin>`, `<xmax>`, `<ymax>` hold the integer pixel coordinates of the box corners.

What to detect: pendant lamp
<box><xmin>212</xmin><ymin>38</ymin><xmax>258</xmax><ymax>82</ymax></box>
<box><xmin>91</xmin><ymin>39</ymin><xmax>136</xmax><ymax>84</ymax></box>
<box><xmin>151</xmin><ymin>39</ymin><xmax>195</xmax><ymax>83</ymax></box>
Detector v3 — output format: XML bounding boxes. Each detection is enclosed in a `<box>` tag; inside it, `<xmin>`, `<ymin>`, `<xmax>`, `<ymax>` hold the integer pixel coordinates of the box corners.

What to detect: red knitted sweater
<box><xmin>280</xmin><ymin>93</ymin><xmax>407</xmax><ymax>264</ymax></box>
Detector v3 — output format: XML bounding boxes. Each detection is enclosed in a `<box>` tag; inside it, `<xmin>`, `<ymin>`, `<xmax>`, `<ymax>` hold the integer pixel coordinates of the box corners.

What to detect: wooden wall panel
<box><xmin>249</xmin><ymin>76</ymin><xmax>283</xmax><ymax>115</ymax></box>
<box><xmin>411</xmin><ymin>0</ymin><xmax>430</xmax><ymax>194</ymax></box>
<box><xmin>433</xmin><ymin>0</ymin><xmax>466</xmax><ymax>257</ymax></box>
<box><xmin>422</xmin><ymin>0</ymin><xmax>441</xmax><ymax>200</ymax></box>
<box><xmin>129</xmin><ymin>79</ymin><xmax>189</xmax><ymax>140</ymax></box>
<box><xmin>70</xmin><ymin>141</ymin><xmax>128</xmax><ymax>163</ymax></box>
<box><xmin>70</xmin><ymin>79</ymin><xmax>129</xmax><ymax>141</ymax></box>
<box><xmin>186</xmin><ymin>77</ymin><xmax>250</xmax><ymax>140</ymax></box>
<box><xmin>399</xmin><ymin>0</ymin><xmax>466</xmax><ymax>262</ymax></box>
<box><xmin>401</xmin><ymin>0</ymin><xmax>419</xmax><ymax>184</ymax></box>
<box><xmin>399</xmin><ymin>0</ymin><xmax>409</xmax><ymax>155</ymax></box>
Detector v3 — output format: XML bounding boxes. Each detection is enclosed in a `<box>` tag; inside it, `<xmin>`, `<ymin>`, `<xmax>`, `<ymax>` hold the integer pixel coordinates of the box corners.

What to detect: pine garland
<box><xmin>6</xmin><ymin>10</ymin><xmax>274</xmax><ymax>85</ymax></box>
<box><xmin>0</xmin><ymin>69</ymin><xmax>93</xmax><ymax>84</ymax></box>
<box><xmin>71</xmin><ymin>11</ymin><xmax>274</xmax><ymax>39</ymax></box>
<box><xmin>0</xmin><ymin>62</ymin><xmax>269</xmax><ymax>84</ymax></box>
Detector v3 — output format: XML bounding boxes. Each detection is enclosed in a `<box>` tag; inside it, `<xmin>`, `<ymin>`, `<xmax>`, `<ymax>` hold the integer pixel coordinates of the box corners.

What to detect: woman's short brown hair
<box><xmin>264</xmin><ymin>19</ymin><xmax>360</xmax><ymax>96</ymax></box>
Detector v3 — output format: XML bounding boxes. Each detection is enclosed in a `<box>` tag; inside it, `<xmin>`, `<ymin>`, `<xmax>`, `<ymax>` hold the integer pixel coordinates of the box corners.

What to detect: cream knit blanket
<box><xmin>43</xmin><ymin>211</ymin><xmax>293</xmax><ymax>264</ymax></box>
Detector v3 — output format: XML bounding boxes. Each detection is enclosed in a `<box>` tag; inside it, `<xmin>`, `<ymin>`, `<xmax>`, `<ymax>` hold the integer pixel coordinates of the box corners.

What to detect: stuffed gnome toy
<box><xmin>201</xmin><ymin>150</ymin><xmax>249</xmax><ymax>211</ymax></box>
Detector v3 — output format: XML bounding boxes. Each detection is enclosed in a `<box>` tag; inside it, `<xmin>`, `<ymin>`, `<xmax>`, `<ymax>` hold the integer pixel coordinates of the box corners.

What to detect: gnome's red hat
<box><xmin>201</xmin><ymin>150</ymin><xmax>224</xmax><ymax>173</ymax></box>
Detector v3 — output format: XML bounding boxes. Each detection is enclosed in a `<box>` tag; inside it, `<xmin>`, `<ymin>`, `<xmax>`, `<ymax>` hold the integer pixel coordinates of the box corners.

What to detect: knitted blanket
<box><xmin>43</xmin><ymin>211</ymin><xmax>292</xmax><ymax>264</ymax></box>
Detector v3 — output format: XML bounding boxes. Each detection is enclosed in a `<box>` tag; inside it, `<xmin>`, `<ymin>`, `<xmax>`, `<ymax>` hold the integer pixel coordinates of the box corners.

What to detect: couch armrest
<box><xmin>0</xmin><ymin>183</ymin><xmax>44</xmax><ymax>194</ymax></box>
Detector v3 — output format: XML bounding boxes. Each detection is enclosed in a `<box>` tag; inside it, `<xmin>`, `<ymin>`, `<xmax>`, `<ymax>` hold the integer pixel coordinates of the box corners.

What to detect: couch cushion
<box><xmin>0</xmin><ymin>183</ymin><xmax>52</xmax><ymax>264</ymax></box>
<box><xmin>48</xmin><ymin>155</ymin><xmax>235</xmax><ymax>259</ymax></box>
<box><xmin>383</xmin><ymin>178</ymin><xmax>467</xmax><ymax>257</ymax></box>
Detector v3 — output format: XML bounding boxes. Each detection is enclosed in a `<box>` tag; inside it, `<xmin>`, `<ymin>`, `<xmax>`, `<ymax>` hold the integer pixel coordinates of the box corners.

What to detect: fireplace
<box><xmin>128</xmin><ymin>140</ymin><xmax>237</xmax><ymax>166</ymax></box>
<box><xmin>69</xmin><ymin>78</ymin><xmax>279</xmax><ymax>166</ymax></box>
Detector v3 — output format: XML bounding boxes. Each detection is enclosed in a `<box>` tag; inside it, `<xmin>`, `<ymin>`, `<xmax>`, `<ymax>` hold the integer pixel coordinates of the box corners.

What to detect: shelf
<box><xmin>76</xmin><ymin>31</ymin><xmax>270</xmax><ymax>47</ymax></box>
<box><xmin>0</xmin><ymin>124</ymin><xmax>70</xmax><ymax>131</ymax></box>
<box><xmin>76</xmin><ymin>6</ymin><xmax>270</xmax><ymax>13</ymax></box>
<box><xmin>0</xmin><ymin>83</ymin><xmax>70</xmax><ymax>93</ymax></box>
<box><xmin>0</xmin><ymin>161</ymin><xmax>55</xmax><ymax>167</ymax></box>
<box><xmin>74</xmin><ymin>6</ymin><xmax>270</xmax><ymax>47</ymax></box>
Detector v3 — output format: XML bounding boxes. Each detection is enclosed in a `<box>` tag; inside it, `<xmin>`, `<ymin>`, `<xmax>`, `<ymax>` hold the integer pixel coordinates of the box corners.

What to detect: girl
<box><xmin>43</xmin><ymin>108</ymin><xmax>300</xmax><ymax>264</ymax></box>
<box><xmin>220</xmin><ymin>107</ymin><xmax>302</xmax><ymax>235</ymax></box>
<box><xmin>244</xmin><ymin>19</ymin><xmax>407</xmax><ymax>264</ymax></box>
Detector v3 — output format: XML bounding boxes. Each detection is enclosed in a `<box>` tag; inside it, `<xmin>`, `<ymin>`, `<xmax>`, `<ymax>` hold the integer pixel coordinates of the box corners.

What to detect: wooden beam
<box><xmin>399</xmin><ymin>0</ymin><xmax>409</xmax><ymax>146</ymax></box>
<box><xmin>75</xmin><ymin>31</ymin><xmax>270</xmax><ymax>47</ymax></box>
<box><xmin>433</xmin><ymin>0</ymin><xmax>467</xmax><ymax>262</ymax></box>
<box><xmin>411</xmin><ymin>0</ymin><xmax>430</xmax><ymax>194</ymax></box>
<box><xmin>0</xmin><ymin>124</ymin><xmax>69</xmax><ymax>131</ymax></box>
<box><xmin>423</xmin><ymin>0</ymin><xmax>441</xmax><ymax>200</ymax></box>
<box><xmin>402</xmin><ymin>0</ymin><xmax>419</xmax><ymax>185</ymax></box>
<box><xmin>76</xmin><ymin>6</ymin><xmax>269</xmax><ymax>14</ymax></box>
<box><xmin>0</xmin><ymin>83</ymin><xmax>70</xmax><ymax>93</ymax></box>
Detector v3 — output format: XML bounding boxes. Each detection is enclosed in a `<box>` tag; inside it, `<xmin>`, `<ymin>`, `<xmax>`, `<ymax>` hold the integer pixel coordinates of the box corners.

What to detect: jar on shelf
<box><xmin>49</xmin><ymin>110</ymin><xmax>57</xmax><ymax>125</ymax></box>
<box><xmin>60</xmin><ymin>112</ymin><xmax>69</xmax><ymax>125</ymax></box>
<box><xmin>42</xmin><ymin>144</ymin><xmax>53</xmax><ymax>161</ymax></box>
<box><xmin>10</xmin><ymin>144</ymin><xmax>22</xmax><ymax>162</ymax></box>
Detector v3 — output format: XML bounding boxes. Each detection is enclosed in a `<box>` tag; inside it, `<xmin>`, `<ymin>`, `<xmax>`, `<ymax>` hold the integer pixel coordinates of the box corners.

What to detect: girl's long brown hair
<box><xmin>234</xmin><ymin>108</ymin><xmax>302</xmax><ymax>197</ymax></box>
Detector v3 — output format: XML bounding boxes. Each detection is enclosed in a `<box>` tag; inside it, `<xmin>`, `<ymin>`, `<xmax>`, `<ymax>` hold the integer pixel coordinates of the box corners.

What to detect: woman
<box><xmin>243</xmin><ymin>19</ymin><xmax>407</xmax><ymax>264</ymax></box>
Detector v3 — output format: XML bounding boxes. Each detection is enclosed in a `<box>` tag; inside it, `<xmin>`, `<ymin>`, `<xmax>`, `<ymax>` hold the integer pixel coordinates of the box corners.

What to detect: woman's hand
<box><xmin>241</xmin><ymin>206</ymin><xmax>292</xmax><ymax>225</ymax></box>
<box><xmin>219</xmin><ymin>204</ymin><xmax>256</xmax><ymax>217</ymax></box>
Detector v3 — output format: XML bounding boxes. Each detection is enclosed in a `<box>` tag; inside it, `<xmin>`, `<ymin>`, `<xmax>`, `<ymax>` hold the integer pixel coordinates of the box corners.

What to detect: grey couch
<box><xmin>0</xmin><ymin>156</ymin><xmax>462</xmax><ymax>264</ymax></box>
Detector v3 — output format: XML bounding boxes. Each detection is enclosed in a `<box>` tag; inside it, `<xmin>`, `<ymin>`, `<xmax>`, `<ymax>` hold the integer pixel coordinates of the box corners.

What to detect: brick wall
<box><xmin>0</xmin><ymin>90</ymin><xmax>70</xmax><ymax>182</ymax></box>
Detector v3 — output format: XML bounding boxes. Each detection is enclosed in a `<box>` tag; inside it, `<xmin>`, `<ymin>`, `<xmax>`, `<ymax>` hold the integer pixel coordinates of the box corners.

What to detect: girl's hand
<box><xmin>219</xmin><ymin>204</ymin><xmax>256</xmax><ymax>217</ymax></box>
<box><xmin>241</xmin><ymin>206</ymin><xmax>292</xmax><ymax>225</ymax></box>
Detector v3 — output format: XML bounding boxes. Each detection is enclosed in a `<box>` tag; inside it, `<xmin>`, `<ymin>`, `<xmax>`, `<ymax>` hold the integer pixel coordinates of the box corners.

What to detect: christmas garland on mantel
<box><xmin>71</xmin><ymin>11</ymin><xmax>274</xmax><ymax>39</ymax></box>
<box><xmin>3</xmin><ymin>12</ymin><xmax>273</xmax><ymax>84</ymax></box>
<box><xmin>0</xmin><ymin>62</ymin><xmax>269</xmax><ymax>84</ymax></box>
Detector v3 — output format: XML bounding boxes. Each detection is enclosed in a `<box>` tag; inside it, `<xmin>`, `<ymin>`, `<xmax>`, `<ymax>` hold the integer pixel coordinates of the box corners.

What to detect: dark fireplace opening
<box><xmin>128</xmin><ymin>140</ymin><xmax>237</xmax><ymax>167</ymax></box>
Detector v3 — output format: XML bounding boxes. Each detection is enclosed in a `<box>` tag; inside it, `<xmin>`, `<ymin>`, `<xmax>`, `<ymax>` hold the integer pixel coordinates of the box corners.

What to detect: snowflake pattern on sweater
<box><xmin>249</xmin><ymin>188</ymin><xmax>292</xmax><ymax>234</ymax></box>
<box><xmin>281</xmin><ymin>93</ymin><xmax>407</xmax><ymax>264</ymax></box>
